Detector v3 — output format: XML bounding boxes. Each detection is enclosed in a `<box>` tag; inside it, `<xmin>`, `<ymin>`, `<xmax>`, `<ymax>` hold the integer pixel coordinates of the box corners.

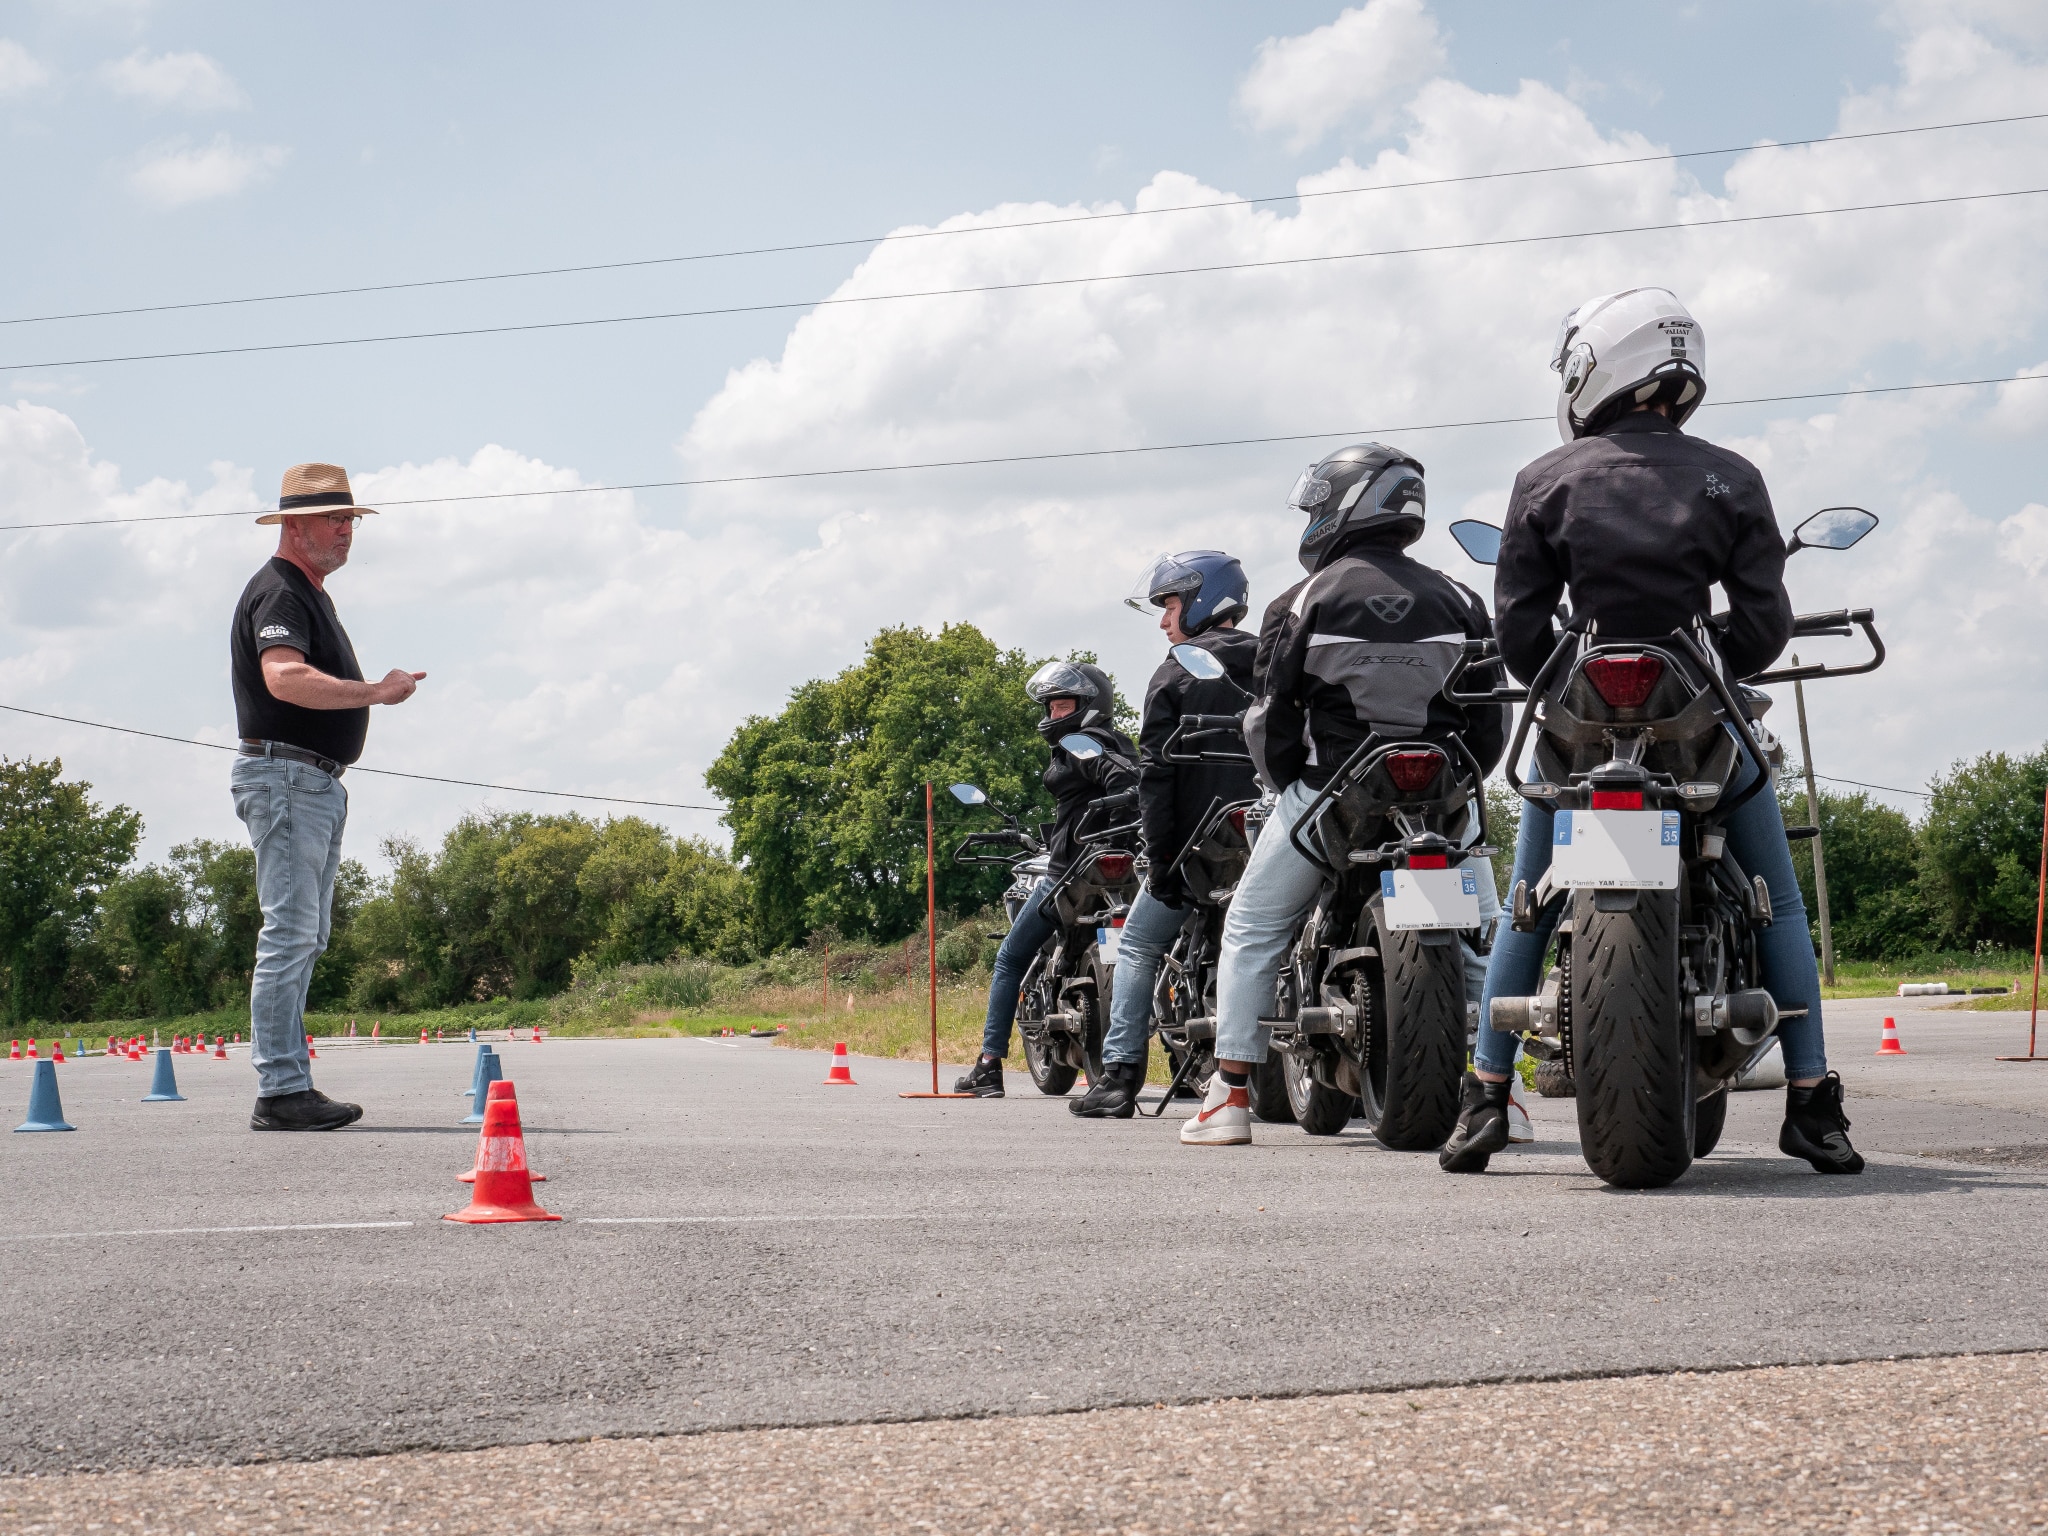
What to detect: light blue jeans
<box><xmin>1103</xmin><ymin>886</ymin><xmax>1192</xmax><ymax>1066</ymax></box>
<box><xmin>1214</xmin><ymin>780</ymin><xmax>1501</xmax><ymax>1066</ymax></box>
<box><xmin>1476</xmin><ymin>751</ymin><xmax>1827</xmax><ymax>1080</ymax></box>
<box><xmin>231</xmin><ymin>756</ymin><xmax>349</xmax><ymax>1098</ymax></box>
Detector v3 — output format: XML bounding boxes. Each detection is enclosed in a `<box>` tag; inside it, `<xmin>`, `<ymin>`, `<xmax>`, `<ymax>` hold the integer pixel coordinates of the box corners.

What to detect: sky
<box><xmin>1</xmin><ymin>0</ymin><xmax>2044</xmax><ymax>868</ymax></box>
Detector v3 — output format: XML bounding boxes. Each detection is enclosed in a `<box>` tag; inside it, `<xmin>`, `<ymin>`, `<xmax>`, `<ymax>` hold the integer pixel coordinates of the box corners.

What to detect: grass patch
<box><xmin>1820</xmin><ymin>951</ymin><xmax>2034</xmax><ymax>1000</ymax></box>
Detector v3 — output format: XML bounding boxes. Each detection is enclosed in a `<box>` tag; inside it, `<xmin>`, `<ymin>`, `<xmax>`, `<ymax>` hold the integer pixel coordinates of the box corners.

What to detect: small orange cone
<box><xmin>52</xmin><ymin>1041</ymin><xmax>65</xmax><ymax>1063</ymax></box>
<box><xmin>444</xmin><ymin>1082</ymin><xmax>559</xmax><ymax>1223</ymax></box>
<box><xmin>306</xmin><ymin>1033</ymin><xmax>317</xmax><ymax>1059</ymax></box>
<box><xmin>531</xmin><ymin>1025</ymin><xmax>541</xmax><ymax>1044</ymax></box>
<box><xmin>215</xmin><ymin>1036</ymin><xmax>228</xmax><ymax>1059</ymax></box>
<box><xmin>371</xmin><ymin>1020</ymin><xmax>381</xmax><ymax>1042</ymax></box>
<box><xmin>1876</xmin><ymin>1016</ymin><xmax>1906</xmax><ymax>1055</ymax></box>
<box><xmin>26</xmin><ymin>1040</ymin><xmax>37</xmax><ymax>1060</ymax></box>
<box><xmin>823</xmin><ymin>1041</ymin><xmax>857</xmax><ymax>1086</ymax></box>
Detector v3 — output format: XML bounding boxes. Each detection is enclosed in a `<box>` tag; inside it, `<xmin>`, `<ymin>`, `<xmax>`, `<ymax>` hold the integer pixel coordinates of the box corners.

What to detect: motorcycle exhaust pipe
<box><xmin>1692</xmin><ymin>988</ymin><xmax>1780</xmax><ymax>1044</ymax></box>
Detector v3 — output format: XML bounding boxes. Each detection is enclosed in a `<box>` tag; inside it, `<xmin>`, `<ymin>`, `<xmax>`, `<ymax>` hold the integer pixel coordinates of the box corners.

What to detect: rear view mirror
<box><xmin>1169</xmin><ymin>643</ymin><xmax>1226</xmax><ymax>682</ymax></box>
<box><xmin>949</xmin><ymin>783</ymin><xmax>988</xmax><ymax>806</ymax></box>
<box><xmin>1788</xmin><ymin>506</ymin><xmax>1877</xmax><ymax>554</ymax></box>
<box><xmin>1059</xmin><ymin>733</ymin><xmax>1105</xmax><ymax>761</ymax></box>
<box><xmin>1449</xmin><ymin>519</ymin><xmax>1503</xmax><ymax>566</ymax></box>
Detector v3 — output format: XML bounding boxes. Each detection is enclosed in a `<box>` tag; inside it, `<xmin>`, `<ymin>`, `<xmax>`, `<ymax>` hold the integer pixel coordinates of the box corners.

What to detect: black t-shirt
<box><xmin>230</xmin><ymin>557</ymin><xmax>369</xmax><ymax>764</ymax></box>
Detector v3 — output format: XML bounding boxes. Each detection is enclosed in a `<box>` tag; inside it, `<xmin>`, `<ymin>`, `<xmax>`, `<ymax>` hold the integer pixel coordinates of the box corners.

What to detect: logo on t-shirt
<box><xmin>258</xmin><ymin>624</ymin><xmax>292</xmax><ymax>640</ymax></box>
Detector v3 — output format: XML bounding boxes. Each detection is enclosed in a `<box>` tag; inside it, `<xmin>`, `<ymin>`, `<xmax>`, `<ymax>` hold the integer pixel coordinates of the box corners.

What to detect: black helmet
<box><xmin>1288</xmin><ymin>443</ymin><xmax>1426</xmax><ymax>573</ymax></box>
<box><xmin>1025</xmin><ymin>659</ymin><xmax>1113</xmax><ymax>746</ymax></box>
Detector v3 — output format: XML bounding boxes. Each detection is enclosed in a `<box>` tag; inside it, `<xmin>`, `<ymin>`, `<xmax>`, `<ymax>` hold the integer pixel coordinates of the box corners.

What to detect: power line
<box><xmin>7</xmin><ymin>110</ymin><xmax>2042</xmax><ymax>329</ymax></box>
<box><xmin>1815</xmin><ymin>773</ymin><xmax>1932</xmax><ymax>798</ymax></box>
<box><xmin>0</xmin><ymin>702</ymin><xmax>725</xmax><ymax>812</ymax></box>
<box><xmin>7</xmin><ymin>184</ymin><xmax>2044</xmax><ymax>375</ymax></box>
<box><xmin>3</xmin><ymin>370</ymin><xmax>2042</xmax><ymax>534</ymax></box>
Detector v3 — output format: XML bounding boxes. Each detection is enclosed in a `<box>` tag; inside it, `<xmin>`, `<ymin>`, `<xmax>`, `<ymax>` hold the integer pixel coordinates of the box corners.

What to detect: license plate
<box><xmin>1378</xmin><ymin>866</ymin><xmax>1483</xmax><ymax>931</ymax></box>
<box><xmin>1552</xmin><ymin>809</ymin><xmax>1681</xmax><ymax>889</ymax></box>
<box><xmin>1097</xmin><ymin>921</ymin><xmax>1124</xmax><ymax>965</ymax></box>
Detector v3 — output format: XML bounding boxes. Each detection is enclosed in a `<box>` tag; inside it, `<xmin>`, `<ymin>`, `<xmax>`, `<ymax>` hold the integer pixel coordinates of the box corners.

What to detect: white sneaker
<box><xmin>1180</xmin><ymin>1072</ymin><xmax>1252</xmax><ymax>1145</ymax></box>
<box><xmin>1507</xmin><ymin>1087</ymin><xmax>1535</xmax><ymax>1144</ymax></box>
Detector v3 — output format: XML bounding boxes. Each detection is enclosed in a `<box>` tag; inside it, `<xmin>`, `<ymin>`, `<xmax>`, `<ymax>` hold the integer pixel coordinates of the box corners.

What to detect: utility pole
<box><xmin>1790</xmin><ymin>653</ymin><xmax>1836</xmax><ymax>988</ymax></box>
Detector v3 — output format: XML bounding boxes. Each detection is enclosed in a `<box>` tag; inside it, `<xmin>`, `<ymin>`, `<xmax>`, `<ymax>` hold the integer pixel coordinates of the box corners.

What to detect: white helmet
<box><xmin>1550</xmin><ymin>287</ymin><xmax>1706</xmax><ymax>441</ymax></box>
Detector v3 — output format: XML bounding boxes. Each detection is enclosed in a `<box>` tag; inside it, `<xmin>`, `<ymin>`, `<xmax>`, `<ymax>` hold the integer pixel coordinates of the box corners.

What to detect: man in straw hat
<box><xmin>230</xmin><ymin>463</ymin><xmax>425</xmax><ymax>1131</ymax></box>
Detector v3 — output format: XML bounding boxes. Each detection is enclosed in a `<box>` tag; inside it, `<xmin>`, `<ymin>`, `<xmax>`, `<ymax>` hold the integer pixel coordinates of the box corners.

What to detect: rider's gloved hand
<box><xmin>1146</xmin><ymin>871</ymin><xmax>1185</xmax><ymax>909</ymax></box>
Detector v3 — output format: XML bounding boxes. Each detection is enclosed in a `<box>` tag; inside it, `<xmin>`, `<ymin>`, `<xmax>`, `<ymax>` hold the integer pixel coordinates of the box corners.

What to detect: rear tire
<box><xmin>1282</xmin><ymin>1048</ymin><xmax>1354</xmax><ymax>1135</ymax></box>
<box><xmin>1693</xmin><ymin>1086</ymin><xmax>1729</xmax><ymax>1158</ymax></box>
<box><xmin>1248</xmin><ymin>1057</ymin><xmax>1293</xmax><ymax>1122</ymax></box>
<box><xmin>1359</xmin><ymin>905</ymin><xmax>1468</xmax><ymax>1151</ymax></box>
<box><xmin>1570</xmin><ymin>889</ymin><xmax>1693</xmax><ymax>1188</ymax></box>
<box><xmin>1533</xmin><ymin>1058</ymin><xmax>1576</xmax><ymax>1098</ymax></box>
<box><xmin>1018</xmin><ymin>965</ymin><xmax>1079</xmax><ymax>1096</ymax></box>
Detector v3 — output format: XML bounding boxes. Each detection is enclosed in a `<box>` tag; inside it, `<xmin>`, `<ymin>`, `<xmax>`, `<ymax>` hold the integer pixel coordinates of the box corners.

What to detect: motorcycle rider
<box><xmin>955</xmin><ymin>660</ymin><xmax>1138</xmax><ymax>1098</ymax></box>
<box><xmin>1071</xmin><ymin>552</ymin><xmax>1259</xmax><ymax>1119</ymax></box>
<box><xmin>1440</xmin><ymin>286</ymin><xmax>1863</xmax><ymax>1176</ymax></box>
<box><xmin>1182</xmin><ymin>445</ymin><xmax>1509</xmax><ymax>1146</ymax></box>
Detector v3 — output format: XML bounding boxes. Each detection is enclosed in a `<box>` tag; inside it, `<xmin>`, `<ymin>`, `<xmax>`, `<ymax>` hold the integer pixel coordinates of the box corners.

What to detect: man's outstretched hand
<box><xmin>374</xmin><ymin>669</ymin><xmax>428</xmax><ymax>705</ymax></box>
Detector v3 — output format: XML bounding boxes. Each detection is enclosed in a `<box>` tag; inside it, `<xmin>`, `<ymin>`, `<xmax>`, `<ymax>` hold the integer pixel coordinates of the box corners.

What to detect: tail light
<box><xmin>1590</xmin><ymin>790</ymin><xmax>1644</xmax><ymax>810</ymax></box>
<box><xmin>1095</xmin><ymin>853</ymin><xmax>1134</xmax><ymax>882</ymax></box>
<box><xmin>1409</xmin><ymin>853</ymin><xmax>1449</xmax><ymax>870</ymax></box>
<box><xmin>1583</xmin><ymin>654</ymin><xmax>1664</xmax><ymax>708</ymax></box>
<box><xmin>1227</xmin><ymin>807</ymin><xmax>1247</xmax><ymax>836</ymax></box>
<box><xmin>1385</xmin><ymin>750</ymin><xmax>1446</xmax><ymax>794</ymax></box>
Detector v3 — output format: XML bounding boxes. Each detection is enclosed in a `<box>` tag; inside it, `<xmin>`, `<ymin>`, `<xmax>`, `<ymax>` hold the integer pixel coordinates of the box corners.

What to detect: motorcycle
<box><xmin>949</xmin><ymin>745</ymin><xmax>1142</xmax><ymax>1095</ymax></box>
<box><xmin>1444</xmin><ymin>504</ymin><xmax>1885</xmax><ymax>1188</ymax></box>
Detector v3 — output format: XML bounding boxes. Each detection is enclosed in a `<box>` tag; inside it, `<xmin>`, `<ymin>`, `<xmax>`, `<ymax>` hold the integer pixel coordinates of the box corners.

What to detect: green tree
<box><xmin>1783</xmin><ymin>785</ymin><xmax>1933</xmax><ymax>960</ymax></box>
<box><xmin>707</xmin><ymin>623</ymin><xmax>1063</xmax><ymax>949</ymax></box>
<box><xmin>1919</xmin><ymin>745</ymin><xmax>2048</xmax><ymax>951</ymax></box>
<box><xmin>0</xmin><ymin>757</ymin><xmax>140</xmax><ymax>1027</ymax></box>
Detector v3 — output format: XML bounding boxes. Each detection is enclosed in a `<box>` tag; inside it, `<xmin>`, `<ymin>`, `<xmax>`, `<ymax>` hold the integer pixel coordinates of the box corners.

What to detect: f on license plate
<box><xmin>1552</xmin><ymin>809</ymin><xmax>1681</xmax><ymax>889</ymax></box>
<box><xmin>1378</xmin><ymin>866</ymin><xmax>1483</xmax><ymax>931</ymax></box>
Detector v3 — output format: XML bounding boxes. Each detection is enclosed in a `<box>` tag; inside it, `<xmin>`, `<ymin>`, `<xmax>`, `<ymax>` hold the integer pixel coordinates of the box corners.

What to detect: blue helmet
<box><xmin>1124</xmin><ymin>550</ymin><xmax>1250</xmax><ymax>636</ymax></box>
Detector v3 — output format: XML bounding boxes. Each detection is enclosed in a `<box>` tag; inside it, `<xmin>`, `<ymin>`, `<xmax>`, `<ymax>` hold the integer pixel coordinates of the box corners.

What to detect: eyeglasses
<box><xmin>318</xmin><ymin>513</ymin><xmax>363</xmax><ymax>529</ymax></box>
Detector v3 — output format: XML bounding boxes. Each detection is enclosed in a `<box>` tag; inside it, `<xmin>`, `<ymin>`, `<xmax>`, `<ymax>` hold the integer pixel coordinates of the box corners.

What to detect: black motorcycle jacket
<box><xmin>1245</xmin><ymin>532</ymin><xmax>1508</xmax><ymax>793</ymax></box>
<box><xmin>1136</xmin><ymin>626</ymin><xmax>1260</xmax><ymax>900</ymax></box>
<box><xmin>1042</xmin><ymin>723</ymin><xmax>1139</xmax><ymax>879</ymax></box>
<box><xmin>1494</xmin><ymin>411</ymin><xmax>1794</xmax><ymax>685</ymax></box>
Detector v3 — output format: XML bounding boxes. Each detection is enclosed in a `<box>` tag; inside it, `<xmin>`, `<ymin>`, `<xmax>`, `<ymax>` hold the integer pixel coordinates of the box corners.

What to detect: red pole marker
<box><xmin>902</xmin><ymin>779</ymin><xmax>974</xmax><ymax>1099</ymax></box>
<box><xmin>1998</xmin><ymin>783</ymin><xmax>2048</xmax><ymax>1064</ymax></box>
<box><xmin>444</xmin><ymin>1082</ymin><xmax>559</xmax><ymax>1223</ymax></box>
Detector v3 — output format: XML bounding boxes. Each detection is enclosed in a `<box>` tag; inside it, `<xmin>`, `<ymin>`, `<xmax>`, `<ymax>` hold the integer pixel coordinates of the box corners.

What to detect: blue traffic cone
<box><xmin>463</xmin><ymin>1042</ymin><xmax>495</xmax><ymax>1097</ymax></box>
<box><xmin>462</xmin><ymin>1051</ymin><xmax>502</xmax><ymax>1124</ymax></box>
<box><xmin>141</xmin><ymin>1047</ymin><xmax>185</xmax><ymax>1102</ymax></box>
<box><xmin>15</xmin><ymin>1059</ymin><xmax>75</xmax><ymax>1132</ymax></box>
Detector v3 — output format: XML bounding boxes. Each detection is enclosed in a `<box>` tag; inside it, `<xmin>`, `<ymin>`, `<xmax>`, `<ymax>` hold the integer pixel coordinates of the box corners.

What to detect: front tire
<box><xmin>1358</xmin><ymin>906</ymin><xmax>1468</xmax><ymax>1151</ymax></box>
<box><xmin>1570</xmin><ymin>889</ymin><xmax>1693</xmax><ymax>1188</ymax></box>
<box><xmin>1017</xmin><ymin>965</ymin><xmax>1079</xmax><ymax>1096</ymax></box>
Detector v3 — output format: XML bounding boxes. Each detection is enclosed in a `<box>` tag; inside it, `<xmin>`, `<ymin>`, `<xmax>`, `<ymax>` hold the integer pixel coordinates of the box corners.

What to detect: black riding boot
<box><xmin>1069</xmin><ymin>1061</ymin><xmax>1143</xmax><ymax>1118</ymax></box>
<box><xmin>1438</xmin><ymin>1072</ymin><xmax>1512</xmax><ymax>1172</ymax></box>
<box><xmin>954</xmin><ymin>1054</ymin><xmax>1006</xmax><ymax>1098</ymax></box>
<box><xmin>1780</xmin><ymin>1071</ymin><xmax>1865</xmax><ymax>1174</ymax></box>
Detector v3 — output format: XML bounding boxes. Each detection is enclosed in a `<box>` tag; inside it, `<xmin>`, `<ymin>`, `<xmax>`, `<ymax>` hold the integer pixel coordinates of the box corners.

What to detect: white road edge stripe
<box><xmin>2</xmin><ymin>1221</ymin><xmax>415</xmax><ymax>1242</ymax></box>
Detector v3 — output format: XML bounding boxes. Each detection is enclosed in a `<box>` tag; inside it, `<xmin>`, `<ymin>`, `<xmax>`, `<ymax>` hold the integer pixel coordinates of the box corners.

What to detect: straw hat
<box><xmin>256</xmin><ymin>462</ymin><xmax>380</xmax><ymax>525</ymax></box>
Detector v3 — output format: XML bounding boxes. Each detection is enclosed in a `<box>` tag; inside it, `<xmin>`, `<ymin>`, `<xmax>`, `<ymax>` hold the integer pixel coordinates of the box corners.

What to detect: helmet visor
<box><xmin>1123</xmin><ymin>552</ymin><xmax>1204</xmax><ymax>613</ymax></box>
<box><xmin>1287</xmin><ymin>467</ymin><xmax>1333</xmax><ymax>511</ymax></box>
<box><xmin>1025</xmin><ymin>660</ymin><xmax>1099</xmax><ymax>703</ymax></box>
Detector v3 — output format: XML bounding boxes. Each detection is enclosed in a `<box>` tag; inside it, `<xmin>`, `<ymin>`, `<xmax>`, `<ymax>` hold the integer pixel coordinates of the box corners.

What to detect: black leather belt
<box><xmin>239</xmin><ymin>740</ymin><xmax>347</xmax><ymax>777</ymax></box>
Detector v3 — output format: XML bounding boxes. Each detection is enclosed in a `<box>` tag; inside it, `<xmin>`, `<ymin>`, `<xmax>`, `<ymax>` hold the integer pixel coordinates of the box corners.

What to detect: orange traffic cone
<box><xmin>306</xmin><ymin>1034</ymin><xmax>317</xmax><ymax>1059</ymax></box>
<box><xmin>26</xmin><ymin>1040</ymin><xmax>37</xmax><ymax>1060</ymax></box>
<box><xmin>1876</xmin><ymin>1016</ymin><xmax>1906</xmax><ymax>1055</ymax></box>
<box><xmin>444</xmin><ymin>1082</ymin><xmax>559</xmax><ymax>1223</ymax></box>
<box><xmin>214</xmin><ymin>1036</ymin><xmax>228</xmax><ymax>1059</ymax></box>
<box><xmin>531</xmin><ymin>1025</ymin><xmax>541</xmax><ymax>1044</ymax></box>
<box><xmin>52</xmin><ymin>1041</ymin><xmax>65</xmax><ymax>1063</ymax></box>
<box><xmin>823</xmin><ymin>1041</ymin><xmax>857</xmax><ymax>1086</ymax></box>
<box><xmin>371</xmin><ymin>1020</ymin><xmax>381</xmax><ymax>1042</ymax></box>
<box><xmin>7</xmin><ymin>1041</ymin><xmax>18</xmax><ymax>1060</ymax></box>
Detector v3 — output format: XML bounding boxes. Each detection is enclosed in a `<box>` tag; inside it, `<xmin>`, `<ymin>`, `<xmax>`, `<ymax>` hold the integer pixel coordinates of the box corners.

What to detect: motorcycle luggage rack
<box><xmin>1285</xmin><ymin>733</ymin><xmax>1491</xmax><ymax>876</ymax></box>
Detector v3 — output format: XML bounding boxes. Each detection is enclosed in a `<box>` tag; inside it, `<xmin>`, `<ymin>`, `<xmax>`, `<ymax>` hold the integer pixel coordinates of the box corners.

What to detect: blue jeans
<box><xmin>1103</xmin><ymin>885</ymin><xmax>1190</xmax><ymax>1066</ymax></box>
<box><xmin>231</xmin><ymin>756</ymin><xmax>349</xmax><ymax>1098</ymax></box>
<box><xmin>980</xmin><ymin>877</ymin><xmax>1060</xmax><ymax>1059</ymax></box>
<box><xmin>1476</xmin><ymin>752</ymin><xmax>1826</xmax><ymax>1081</ymax></box>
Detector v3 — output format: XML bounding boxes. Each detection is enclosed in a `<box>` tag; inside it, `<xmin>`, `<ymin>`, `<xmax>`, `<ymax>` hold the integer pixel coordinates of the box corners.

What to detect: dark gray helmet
<box><xmin>1025</xmin><ymin>659</ymin><xmax>1113</xmax><ymax>746</ymax></box>
<box><xmin>1288</xmin><ymin>443</ymin><xmax>1426</xmax><ymax>573</ymax></box>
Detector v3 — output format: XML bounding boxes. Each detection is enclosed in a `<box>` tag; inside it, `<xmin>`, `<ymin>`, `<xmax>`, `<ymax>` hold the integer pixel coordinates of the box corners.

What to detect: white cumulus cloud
<box><xmin>0</xmin><ymin>38</ymin><xmax>51</xmax><ymax>95</ymax></box>
<box><xmin>101</xmin><ymin>49</ymin><xmax>246</xmax><ymax>111</ymax></box>
<box><xmin>129</xmin><ymin>133</ymin><xmax>286</xmax><ymax>207</ymax></box>
<box><xmin>1236</xmin><ymin>0</ymin><xmax>1446</xmax><ymax>150</ymax></box>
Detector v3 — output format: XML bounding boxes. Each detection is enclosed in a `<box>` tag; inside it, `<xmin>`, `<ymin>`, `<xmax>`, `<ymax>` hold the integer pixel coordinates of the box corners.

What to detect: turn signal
<box><xmin>1583</xmin><ymin>654</ymin><xmax>1664</xmax><ymax>708</ymax></box>
<box><xmin>1385</xmin><ymin>750</ymin><xmax>1446</xmax><ymax>794</ymax></box>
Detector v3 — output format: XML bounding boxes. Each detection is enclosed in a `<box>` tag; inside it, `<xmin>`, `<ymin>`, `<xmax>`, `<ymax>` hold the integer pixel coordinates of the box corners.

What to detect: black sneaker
<box><xmin>1069</xmin><ymin>1061</ymin><xmax>1143</xmax><ymax>1119</ymax></box>
<box><xmin>954</xmin><ymin>1055</ymin><xmax>1005</xmax><ymax>1098</ymax></box>
<box><xmin>1780</xmin><ymin>1071</ymin><xmax>1865</xmax><ymax>1174</ymax></box>
<box><xmin>1438</xmin><ymin>1072</ymin><xmax>1512</xmax><ymax>1172</ymax></box>
<box><xmin>251</xmin><ymin>1088</ymin><xmax>364</xmax><ymax>1132</ymax></box>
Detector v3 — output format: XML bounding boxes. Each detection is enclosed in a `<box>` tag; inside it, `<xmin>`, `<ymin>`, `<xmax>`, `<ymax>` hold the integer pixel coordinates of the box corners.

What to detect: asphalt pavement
<box><xmin>3</xmin><ymin>996</ymin><xmax>2046</xmax><ymax>1479</ymax></box>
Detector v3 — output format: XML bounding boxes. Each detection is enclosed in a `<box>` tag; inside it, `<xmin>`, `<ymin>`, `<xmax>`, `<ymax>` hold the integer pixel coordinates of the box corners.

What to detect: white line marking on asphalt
<box><xmin>0</xmin><ymin>1221</ymin><xmax>415</xmax><ymax>1242</ymax></box>
<box><xmin>580</xmin><ymin>1213</ymin><xmax>991</xmax><ymax>1225</ymax></box>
